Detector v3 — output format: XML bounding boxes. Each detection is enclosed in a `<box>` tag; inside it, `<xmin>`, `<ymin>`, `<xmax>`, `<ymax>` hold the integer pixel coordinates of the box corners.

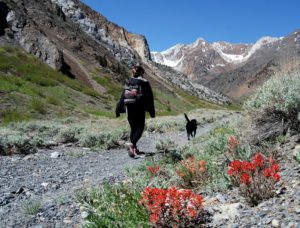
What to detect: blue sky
<box><xmin>81</xmin><ymin>0</ymin><xmax>300</xmax><ymax>52</ymax></box>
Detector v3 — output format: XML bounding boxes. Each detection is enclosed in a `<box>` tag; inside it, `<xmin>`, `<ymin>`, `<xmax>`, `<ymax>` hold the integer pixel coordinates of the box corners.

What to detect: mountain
<box><xmin>0</xmin><ymin>0</ymin><xmax>229</xmax><ymax>108</ymax></box>
<box><xmin>152</xmin><ymin>31</ymin><xmax>300</xmax><ymax>99</ymax></box>
<box><xmin>0</xmin><ymin>0</ymin><xmax>230</xmax><ymax>123</ymax></box>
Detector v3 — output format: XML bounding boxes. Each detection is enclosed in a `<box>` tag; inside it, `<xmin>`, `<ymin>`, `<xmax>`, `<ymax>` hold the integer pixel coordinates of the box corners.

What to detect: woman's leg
<box><xmin>127</xmin><ymin>106</ymin><xmax>145</xmax><ymax>148</ymax></box>
<box><xmin>130</xmin><ymin>112</ymin><xmax>145</xmax><ymax>147</ymax></box>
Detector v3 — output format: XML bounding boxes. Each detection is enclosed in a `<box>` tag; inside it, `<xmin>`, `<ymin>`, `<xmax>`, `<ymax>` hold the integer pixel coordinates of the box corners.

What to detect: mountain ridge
<box><xmin>151</xmin><ymin>31</ymin><xmax>300</xmax><ymax>99</ymax></box>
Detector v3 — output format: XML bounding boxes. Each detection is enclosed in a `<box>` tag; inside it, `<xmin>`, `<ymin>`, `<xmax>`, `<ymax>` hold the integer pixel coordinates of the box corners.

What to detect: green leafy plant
<box><xmin>30</xmin><ymin>98</ymin><xmax>47</xmax><ymax>114</ymax></box>
<box><xmin>245</xmin><ymin>71</ymin><xmax>300</xmax><ymax>135</ymax></box>
<box><xmin>22</xmin><ymin>199</ymin><xmax>41</xmax><ymax>216</ymax></box>
<box><xmin>77</xmin><ymin>183</ymin><xmax>149</xmax><ymax>227</ymax></box>
<box><xmin>294</xmin><ymin>145</ymin><xmax>300</xmax><ymax>163</ymax></box>
<box><xmin>155</xmin><ymin>139</ymin><xmax>177</xmax><ymax>154</ymax></box>
<box><xmin>0</xmin><ymin>134</ymin><xmax>37</xmax><ymax>155</ymax></box>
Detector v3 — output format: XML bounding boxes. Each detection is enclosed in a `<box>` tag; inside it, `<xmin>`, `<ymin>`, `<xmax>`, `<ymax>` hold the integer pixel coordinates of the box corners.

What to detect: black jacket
<box><xmin>115</xmin><ymin>77</ymin><xmax>155</xmax><ymax>118</ymax></box>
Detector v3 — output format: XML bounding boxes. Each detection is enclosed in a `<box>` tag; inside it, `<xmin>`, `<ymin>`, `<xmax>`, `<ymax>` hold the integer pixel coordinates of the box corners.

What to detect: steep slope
<box><xmin>0</xmin><ymin>46</ymin><xmax>115</xmax><ymax>122</ymax></box>
<box><xmin>152</xmin><ymin>31</ymin><xmax>300</xmax><ymax>99</ymax></box>
<box><xmin>0</xmin><ymin>0</ymin><xmax>229</xmax><ymax>108</ymax></box>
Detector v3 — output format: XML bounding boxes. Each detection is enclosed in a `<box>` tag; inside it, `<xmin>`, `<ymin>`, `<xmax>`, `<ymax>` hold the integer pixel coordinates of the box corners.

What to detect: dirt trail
<box><xmin>0</xmin><ymin>118</ymin><xmax>229</xmax><ymax>228</ymax></box>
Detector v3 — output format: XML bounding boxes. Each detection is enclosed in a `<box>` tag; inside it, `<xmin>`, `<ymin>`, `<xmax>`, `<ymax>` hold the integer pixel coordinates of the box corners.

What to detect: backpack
<box><xmin>124</xmin><ymin>84</ymin><xmax>143</xmax><ymax>105</ymax></box>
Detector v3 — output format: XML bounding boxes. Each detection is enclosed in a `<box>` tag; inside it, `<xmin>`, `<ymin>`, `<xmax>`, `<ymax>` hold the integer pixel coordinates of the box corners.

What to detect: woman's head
<box><xmin>132</xmin><ymin>65</ymin><xmax>145</xmax><ymax>78</ymax></box>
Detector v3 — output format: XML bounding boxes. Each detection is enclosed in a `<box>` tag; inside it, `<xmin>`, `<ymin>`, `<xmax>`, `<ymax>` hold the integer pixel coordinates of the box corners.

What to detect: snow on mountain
<box><xmin>212</xmin><ymin>36</ymin><xmax>280</xmax><ymax>64</ymax></box>
<box><xmin>151</xmin><ymin>44</ymin><xmax>185</xmax><ymax>68</ymax></box>
<box><xmin>151</xmin><ymin>36</ymin><xmax>280</xmax><ymax>68</ymax></box>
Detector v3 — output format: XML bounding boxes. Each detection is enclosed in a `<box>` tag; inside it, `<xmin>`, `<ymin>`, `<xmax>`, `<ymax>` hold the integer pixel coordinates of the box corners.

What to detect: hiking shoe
<box><xmin>126</xmin><ymin>142</ymin><xmax>135</xmax><ymax>158</ymax></box>
<box><xmin>134</xmin><ymin>148</ymin><xmax>144</xmax><ymax>155</ymax></box>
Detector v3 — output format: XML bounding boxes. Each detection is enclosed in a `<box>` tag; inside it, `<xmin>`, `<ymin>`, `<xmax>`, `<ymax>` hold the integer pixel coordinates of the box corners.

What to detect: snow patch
<box><xmin>162</xmin><ymin>55</ymin><xmax>184</xmax><ymax>67</ymax></box>
<box><xmin>161</xmin><ymin>44</ymin><xmax>184</xmax><ymax>56</ymax></box>
<box><xmin>212</xmin><ymin>36</ymin><xmax>280</xmax><ymax>64</ymax></box>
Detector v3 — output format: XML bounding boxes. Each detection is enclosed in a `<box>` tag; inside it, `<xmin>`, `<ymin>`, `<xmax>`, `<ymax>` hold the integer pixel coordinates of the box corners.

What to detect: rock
<box><xmin>203</xmin><ymin>197</ymin><xmax>220</xmax><ymax>207</ymax></box>
<box><xmin>81</xmin><ymin>211</ymin><xmax>88</xmax><ymax>219</ymax></box>
<box><xmin>0</xmin><ymin>207</ymin><xmax>5</xmax><ymax>215</ymax></box>
<box><xmin>19</xmin><ymin>32</ymin><xmax>63</xmax><ymax>70</ymax></box>
<box><xmin>41</xmin><ymin>183</ymin><xmax>49</xmax><ymax>189</ymax></box>
<box><xmin>13</xmin><ymin>187</ymin><xmax>25</xmax><ymax>195</ymax></box>
<box><xmin>293</xmin><ymin>145</ymin><xmax>300</xmax><ymax>161</ymax></box>
<box><xmin>65</xmin><ymin>143</ymin><xmax>73</xmax><ymax>147</ymax></box>
<box><xmin>215</xmin><ymin>193</ymin><xmax>226</xmax><ymax>203</ymax></box>
<box><xmin>288</xmin><ymin>222</ymin><xmax>296</xmax><ymax>228</ymax></box>
<box><xmin>23</xmin><ymin>154</ymin><xmax>35</xmax><ymax>160</ymax></box>
<box><xmin>44</xmin><ymin>141</ymin><xmax>58</xmax><ymax>148</ymax></box>
<box><xmin>271</xmin><ymin>219</ymin><xmax>280</xmax><ymax>227</ymax></box>
<box><xmin>51</xmin><ymin>152</ymin><xmax>61</xmax><ymax>158</ymax></box>
<box><xmin>276</xmin><ymin>187</ymin><xmax>287</xmax><ymax>195</ymax></box>
<box><xmin>33</xmin><ymin>225</ymin><xmax>43</xmax><ymax>228</ymax></box>
<box><xmin>63</xmin><ymin>219</ymin><xmax>72</xmax><ymax>224</ymax></box>
<box><xmin>212</xmin><ymin>203</ymin><xmax>242</xmax><ymax>224</ymax></box>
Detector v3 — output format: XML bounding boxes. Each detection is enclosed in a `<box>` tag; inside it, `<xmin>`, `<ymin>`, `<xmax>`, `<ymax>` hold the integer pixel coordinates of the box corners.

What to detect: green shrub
<box><xmin>30</xmin><ymin>98</ymin><xmax>47</xmax><ymax>114</ymax></box>
<box><xmin>245</xmin><ymin>72</ymin><xmax>300</xmax><ymax>113</ymax></box>
<box><xmin>57</xmin><ymin>127</ymin><xmax>81</xmax><ymax>144</ymax></box>
<box><xmin>79</xmin><ymin>127</ymin><xmax>129</xmax><ymax>149</ymax></box>
<box><xmin>77</xmin><ymin>183</ymin><xmax>149</xmax><ymax>227</ymax></box>
<box><xmin>22</xmin><ymin>199</ymin><xmax>41</xmax><ymax>216</ymax></box>
<box><xmin>0</xmin><ymin>134</ymin><xmax>38</xmax><ymax>155</ymax></box>
<box><xmin>82</xmin><ymin>88</ymin><xmax>100</xmax><ymax>98</ymax></box>
<box><xmin>46</xmin><ymin>96</ymin><xmax>60</xmax><ymax>105</ymax></box>
<box><xmin>125</xmin><ymin>159</ymin><xmax>180</xmax><ymax>190</ymax></box>
<box><xmin>181</xmin><ymin>125</ymin><xmax>239</xmax><ymax>191</ymax></box>
<box><xmin>155</xmin><ymin>139</ymin><xmax>177</xmax><ymax>154</ymax></box>
<box><xmin>146</xmin><ymin>120</ymin><xmax>185</xmax><ymax>133</ymax></box>
<box><xmin>245</xmin><ymin>71</ymin><xmax>300</xmax><ymax>134</ymax></box>
<box><xmin>2</xmin><ymin>110</ymin><xmax>31</xmax><ymax>124</ymax></box>
<box><xmin>294</xmin><ymin>145</ymin><xmax>300</xmax><ymax>163</ymax></box>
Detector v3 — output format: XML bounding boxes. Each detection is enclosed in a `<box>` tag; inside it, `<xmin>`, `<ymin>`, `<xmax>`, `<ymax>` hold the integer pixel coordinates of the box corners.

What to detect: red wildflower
<box><xmin>272</xmin><ymin>173</ymin><xmax>281</xmax><ymax>182</ymax></box>
<box><xmin>271</xmin><ymin>164</ymin><xmax>280</xmax><ymax>173</ymax></box>
<box><xmin>147</xmin><ymin>165</ymin><xmax>160</xmax><ymax>175</ymax></box>
<box><xmin>268</xmin><ymin>156</ymin><xmax>275</xmax><ymax>164</ymax></box>
<box><xmin>252</xmin><ymin>153</ymin><xmax>264</xmax><ymax>168</ymax></box>
<box><xmin>263</xmin><ymin>168</ymin><xmax>272</xmax><ymax>177</ymax></box>
<box><xmin>187</xmin><ymin>207</ymin><xmax>197</xmax><ymax>218</ymax></box>
<box><xmin>240</xmin><ymin>173</ymin><xmax>251</xmax><ymax>184</ymax></box>
<box><xmin>228</xmin><ymin>136</ymin><xmax>239</xmax><ymax>152</ymax></box>
<box><xmin>140</xmin><ymin>187</ymin><xmax>203</xmax><ymax>226</ymax></box>
<box><xmin>243</xmin><ymin>161</ymin><xmax>256</xmax><ymax>172</ymax></box>
<box><xmin>150</xmin><ymin>214</ymin><xmax>159</xmax><ymax>223</ymax></box>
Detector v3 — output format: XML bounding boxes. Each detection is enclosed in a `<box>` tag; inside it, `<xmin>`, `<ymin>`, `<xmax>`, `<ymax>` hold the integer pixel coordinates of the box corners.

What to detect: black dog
<box><xmin>184</xmin><ymin>113</ymin><xmax>197</xmax><ymax>140</ymax></box>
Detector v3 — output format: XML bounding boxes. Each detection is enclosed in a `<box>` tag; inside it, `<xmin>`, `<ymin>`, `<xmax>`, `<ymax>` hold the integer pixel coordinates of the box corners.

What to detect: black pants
<box><xmin>126</xmin><ymin>105</ymin><xmax>145</xmax><ymax>148</ymax></box>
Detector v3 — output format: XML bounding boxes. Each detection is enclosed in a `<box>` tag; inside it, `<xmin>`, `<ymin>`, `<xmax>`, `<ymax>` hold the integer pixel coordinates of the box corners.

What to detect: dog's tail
<box><xmin>184</xmin><ymin>113</ymin><xmax>190</xmax><ymax>122</ymax></box>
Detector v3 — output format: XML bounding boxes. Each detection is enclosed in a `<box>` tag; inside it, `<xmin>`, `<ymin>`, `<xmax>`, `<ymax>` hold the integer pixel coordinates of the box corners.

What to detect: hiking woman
<box><xmin>115</xmin><ymin>65</ymin><xmax>155</xmax><ymax>158</ymax></box>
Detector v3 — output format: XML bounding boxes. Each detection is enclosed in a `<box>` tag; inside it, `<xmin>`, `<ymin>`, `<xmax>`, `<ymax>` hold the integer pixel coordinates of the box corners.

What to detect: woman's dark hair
<box><xmin>132</xmin><ymin>65</ymin><xmax>145</xmax><ymax>77</ymax></box>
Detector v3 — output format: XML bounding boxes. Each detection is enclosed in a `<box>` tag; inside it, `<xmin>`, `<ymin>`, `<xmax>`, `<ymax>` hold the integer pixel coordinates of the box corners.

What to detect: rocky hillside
<box><xmin>152</xmin><ymin>31</ymin><xmax>300</xmax><ymax>99</ymax></box>
<box><xmin>0</xmin><ymin>0</ymin><xmax>229</xmax><ymax>105</ymax></box>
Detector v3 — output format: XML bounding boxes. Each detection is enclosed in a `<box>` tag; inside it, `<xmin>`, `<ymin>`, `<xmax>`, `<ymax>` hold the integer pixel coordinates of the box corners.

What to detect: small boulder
<box><xmin>50</xmin><ymin>152</ymin><xmax>61</xmax><ymax>158</ymax></box>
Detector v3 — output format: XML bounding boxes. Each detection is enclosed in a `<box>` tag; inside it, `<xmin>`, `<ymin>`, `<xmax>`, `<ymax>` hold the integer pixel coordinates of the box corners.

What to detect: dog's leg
<box><xmin>187</xmin><ymin>132</ymin><xmax>190</xmax><ymax>140</ymax></box>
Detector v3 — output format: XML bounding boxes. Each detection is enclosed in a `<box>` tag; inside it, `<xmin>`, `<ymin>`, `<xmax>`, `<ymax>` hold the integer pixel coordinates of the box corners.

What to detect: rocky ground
<box><xmin>0</xmin><ymin>122</ymin><xmax>214</xmax><ymax>228</ymax></box>
<box><xmin>1</xmin><ymin>117</ymin><xmax>299</xmax><ymax>228</ymax></box>
<box><xmin>204</xmin><ymin>133</ymin><xmax>300</xmax><ymax>228</ymax></box>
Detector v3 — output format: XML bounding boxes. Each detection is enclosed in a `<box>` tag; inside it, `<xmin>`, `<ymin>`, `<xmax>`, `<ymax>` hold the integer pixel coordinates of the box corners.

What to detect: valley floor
<box><xmin>0</xmin><ymin>113</ymin><xmax>299</xmax><ymax>228</ymax></box>
<box><xmin>0</xmin><ymin>117</ymin><xmax>218</xmax><ymax>228</ymax></box>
